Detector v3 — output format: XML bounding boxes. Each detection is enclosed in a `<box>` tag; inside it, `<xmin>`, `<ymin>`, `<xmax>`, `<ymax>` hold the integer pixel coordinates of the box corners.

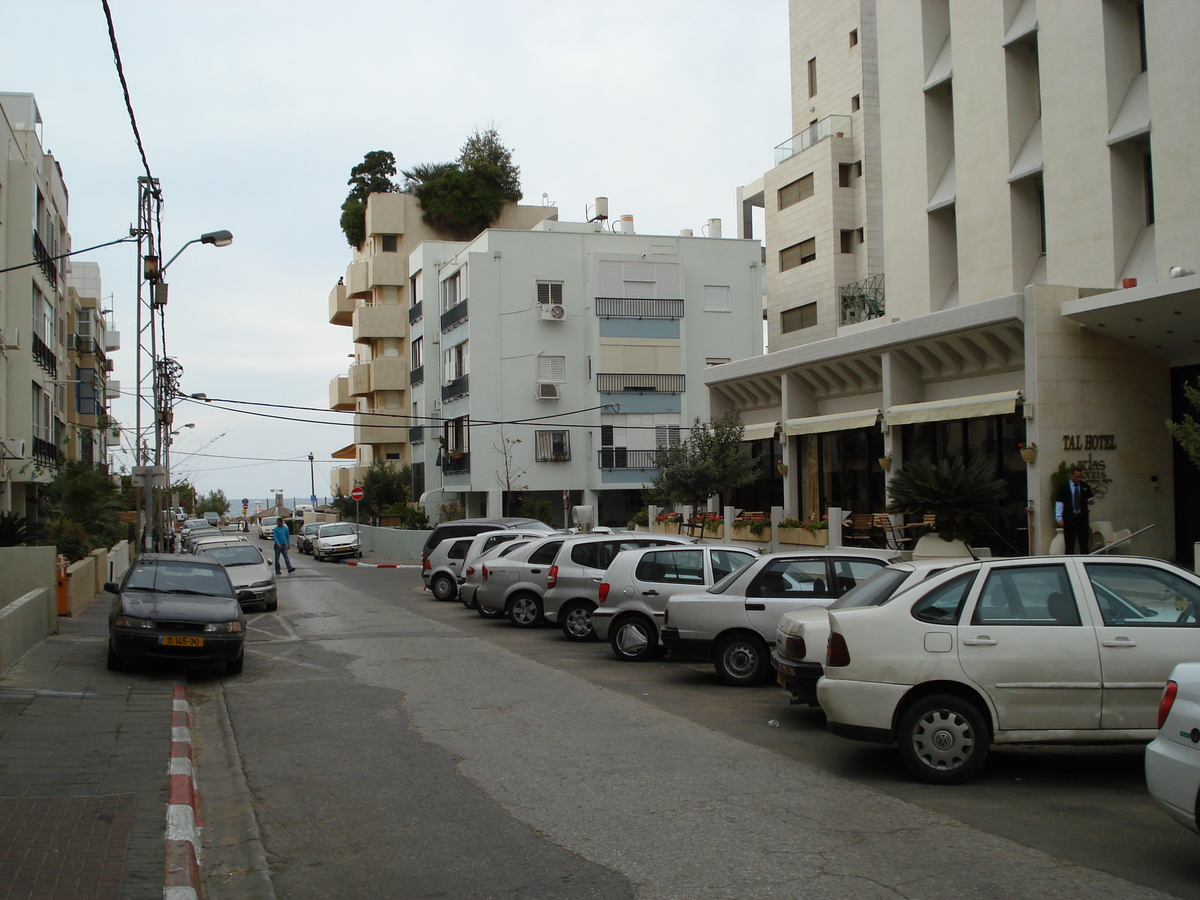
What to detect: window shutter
<box><xmin>537</xmin><ymin>355</ymin><xmax>566</xmax><ymax>383</ymax></box>
<box><xmin>704</xmin><ymin>285</ymin><xmax>730</xmax><ymax>311</ymax></box>
<box><xmin>536</xmin><ymin>282</ymin><xmax>563</xmax><ymax>304</ymax></box>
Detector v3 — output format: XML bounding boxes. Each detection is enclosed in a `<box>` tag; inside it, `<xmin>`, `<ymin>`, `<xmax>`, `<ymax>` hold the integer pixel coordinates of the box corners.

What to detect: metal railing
<box><xmin>409</xmin><ymin>426</ymin><xmax>424</xmax><ymax>443</ymax></box>
<box><xmin>774</xmin><ymin>115</ymin><xmax>853</xmax><ymax>165</ymax></box>
<box><xmin>408</xmin><ymin>301</ymin><xmax>422</xmax><ymax>324</ymax></box>
<box><xmin>32</xmin><ymin>232</ymin><xmax>57</xmax><ymax>288</ymax></box>
<box><xmin>440</xmin><ymin>299</ymin><xmax>468</xmax><ymax>332</ymax></box>
<box><xmin>839</xmin><ymin>273</ymin><xmax>885</xmax><ymax>325</ymax></box>
<box><xmin>33</xmin><ymin>436</ymin><xmax>60</xmax><ymax>465</ymax></box>
<box><xmin>595</xmin><ymin>298</ymin><xmax>684</xmax><ymax>318</ymax></box>
<box><xmin>596</xmin><ymin>373</ymin><xmax>685</xmax><ymax>393</ymax></box>
<box><xmin>599</xmin><ymin>448</ymin><xmax>660</xmax><ymax>469</ymax></box>
<box><xmin>32</xmin><ymin>332</ymin><xmax>57</xmax><ymax>377</ymax></box>
<box><xmin>442</xmin><ymin>374</ymin><xmax>469</xmax><ymax>402</ymax></box>
<box><xmin>443</xmin><ymin>451</ymin><xmax>470</xmax><ymax>474</ymax></box>
<box><xmin>410</xmin><ymin>364</ymin><xmax>423</xmax><ymax>386</ymax></box>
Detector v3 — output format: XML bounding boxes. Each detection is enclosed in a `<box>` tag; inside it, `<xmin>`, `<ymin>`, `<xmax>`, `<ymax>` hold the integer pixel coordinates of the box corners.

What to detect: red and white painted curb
<box><xmin>164</xmin><ymin>686</ymin><xmax>201</xmax><ymax>900</ymax></box>
<box><xmin>338</xmin><ymin>560</ymin><xmax>419</xmax><ymax>569</ymax></box>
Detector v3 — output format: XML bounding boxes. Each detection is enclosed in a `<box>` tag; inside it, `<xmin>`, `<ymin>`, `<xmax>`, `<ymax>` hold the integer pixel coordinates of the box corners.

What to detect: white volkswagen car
<box><xmin>1146</xmin><ymin>662</ymin><xmax>1200</xmax><ymax>835</ymax></box>
<box><xmin>819</xmin><ymin>556</ymin><xmax>1200</xmax><ymax>784</ymax></box>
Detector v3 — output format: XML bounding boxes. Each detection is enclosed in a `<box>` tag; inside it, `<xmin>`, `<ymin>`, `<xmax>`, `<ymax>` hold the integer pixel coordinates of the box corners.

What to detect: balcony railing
<box><xmin>32</xmin><ymin>332</ymin><xmax>57</xmax><ymax>377</ymax></box>
<box><xmin>839</xmin><ymin>273</ymin><xmax>885</xmax><ymax>325</ymax></box>
<box><xmin>443</xmin><ymin>451</ymin><xmax>470</xmax><ymax>474</ymax></box>
<box><xmin>442</xmin><ymin>375</ymin><xmax>469</xmax><ymax>402</ymax></box>
<box><xmin>410</xmin><ymin>364</ymin><xmax>424</xmax><ymax>386</ymax></box>
<box><xmin>599</xmin><ymin>448</ymin><xmax>660</xmax><ymax>469</ymax></box>
<box><xmin>440</xmin><ymin>299</ymin><xmax>468</xmax><ymax>332</ymax></box>
<box><xmin>33</xmin><ymin>232</ymin><xmax>57</xmax><ymax>288</ymax></box>
<box><xmin>596</xmin><ymin>373</ymin><xmax>685</xmax><ymax>393</ymax></box>
<box><xmin>408</xmin><ymin>301</ymin><xmax>422</xmax><ymax>324</ymax></box>
<box><xmin>33</xmin><ymin>436</ymin><xmax>60</xmax><ymax>465</ymax></box>
<box><xmin>595</xmin><ymin>298</ymin><xmax>684</xmax><ymax>318</ymax></box>
<box><xmin>409</xmin><ymin>426</ymin><xmax>424</xmax><ymax>443</ymax></box>
<box><xmin>774</xmin><ymin>115</ymin><xmax>853</xmax><ymax>165</ymax></box>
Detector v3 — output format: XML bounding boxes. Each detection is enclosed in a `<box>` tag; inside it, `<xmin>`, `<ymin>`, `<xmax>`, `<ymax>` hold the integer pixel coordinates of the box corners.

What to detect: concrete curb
<box><xmin>337</xmin><ymin>560</ymin><xmax>420</xmax><ymax>569</ymax></box>
<box><xmin>164</xmin><ymin>686</ymin><xmax>201</xmax><ymax>900</ymax></box>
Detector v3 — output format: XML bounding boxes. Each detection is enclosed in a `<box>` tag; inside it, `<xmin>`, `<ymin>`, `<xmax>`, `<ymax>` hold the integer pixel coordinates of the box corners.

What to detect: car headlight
<box><xmin>204</xmin><ymin>621</ymin><xmax>243</xmax><ymax>633</ymax></box>
<box><xmin>250</xmin><ymin>580</ymin><xmax>273</xmax><ymax>588</ymax></box>
<box><xmin>116</xmin><ymin>615</ymin><xmax>155</xmax><ymax>629</ymax></box>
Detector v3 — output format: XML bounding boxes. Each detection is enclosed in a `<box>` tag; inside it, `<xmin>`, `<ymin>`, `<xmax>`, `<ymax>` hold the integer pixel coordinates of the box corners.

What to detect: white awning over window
<box><xmin>783</xmin><ymin>409</ymin><xmax>880</xmax><ymax>436</ymax></box>
<box><xmin>740</xmin><ymin>421</ymin><xmax>779</xmax><ymax>442</ymax></box>
<box><xmin>884</xmin><ymin>390</ymin><xmax>1021</xmax><ymax>426</ymax></box>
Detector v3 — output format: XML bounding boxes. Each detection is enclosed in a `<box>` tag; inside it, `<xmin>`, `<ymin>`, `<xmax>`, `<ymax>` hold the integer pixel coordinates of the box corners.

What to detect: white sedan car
<box><xmin>1146</xmin><ymin>662</ymin><xmax>1200</xmax><ymax>835</ymax></box>
<box><xmin>819</xmin><ymin>556</ymin><xmax>1200</xmax><ymax>784</ymax></box>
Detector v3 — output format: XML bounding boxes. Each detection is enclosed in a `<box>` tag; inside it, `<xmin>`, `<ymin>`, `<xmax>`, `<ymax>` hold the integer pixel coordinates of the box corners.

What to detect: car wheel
<box><xmin>226</xmin><ymin>647</ymin><xmax>245</xmax><ymax>675</ymax></box>
<box><xmin>475</xmin><ymin>597</ymin><xmax>504</xmax><ymax>619</ymax></box>
<box><xmin>266</xmin><ymin>600</ymin><xmax>278</xmax><ymax>612</ymax></box>
<box><xmin>313</xmin><ymin>551</ymin><xmax>323</xmax><ymax>562</ymax></box>
<box><xmin>431</xmin><ymin>573</ymin><xmax>458</xmax><ymax>602</ymax></box>
<box><xmin>559</xmin><ymin>601</ymin><xmax>597</xmax><ymax>642</ymax></box>
<box><xmin>508</xmin><ymin>594</ymin><xmax>542</xmax><ymax>628</ymax></box>
<box><xmin>896</xmin><ymin>694</ymin><xmax>990</xmax><ymax>785</ymax></box>
<box><xmin>610</xmin><ymin>616</ymin><xmax>656</xmax><ymax>662</ymax></box>
<box><xmin>106</xmin><ymin>645</ymin><xmax>123</xmax><ymax>672</ymax></box>
<box><xmin>714</xmin><ymin>633</ymin><xmax>771</xmax><ymax>686</ymax></box>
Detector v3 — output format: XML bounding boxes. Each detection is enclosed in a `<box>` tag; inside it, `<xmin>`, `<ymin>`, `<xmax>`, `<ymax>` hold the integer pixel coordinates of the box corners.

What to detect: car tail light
<box><xmin>423</xmin><ymin>558</ymin><xmax>431</xmax><ymax>571</ymax></box>
<box><xmin>465</xmin><ymin>565</ymin><xmax>475</xmax><ymax>576</ymax></box>
<box><xmin>482</xmin><ymin>565</ymin><xmax>490</xmax><ymax>581</ymax></box>
<box><xmin>826</xmin><ymin>632</ymin><xmax>851</xmax><ymax>668</ymax></box>
<box><xmin>546</xmin><ymin>565</ymin><xmax>559</xmax><ymax>588</ymax></box>
<box><xmin>784</xmin><ymin>635</ymin><xmax>807</xmax><ymax>661</ymax></box>
<box><xmin>598</xmin><ymin>583</ymin><xmax>610</xmax><ymax>604</ymax></box>
<box><xmin>1158</xmin><ymin>680</ymin><xmax>1178</xmax><ymax>729</ymax></box>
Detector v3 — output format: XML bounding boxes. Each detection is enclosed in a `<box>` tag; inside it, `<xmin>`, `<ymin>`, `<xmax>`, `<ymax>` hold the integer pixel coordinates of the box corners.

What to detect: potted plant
<box><xmin>879</xmin><ymin>452</ymin><xmax>892</xmax><ymax>471</ymax></box>
<box><xmin>1019</xmin><ymin>441</ymin><xmax>1037</xmax><ymax>463</ymax></box>
<box><xmin>731</xmin><ymin>514</ymin><xmax>769</xmax><ymax>541</ymax></box>
<box><xmin>886</xmin><ymin>456</ymin><xmax>1008</xmax><ymax>559</ymax></box>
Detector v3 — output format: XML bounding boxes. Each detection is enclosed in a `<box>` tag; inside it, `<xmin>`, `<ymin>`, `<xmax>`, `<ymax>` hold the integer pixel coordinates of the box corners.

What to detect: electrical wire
<box><xmin>101</xmin><ymin>0</ymin><xmax>156</xmax><ymax>186</ymax></box>
<box><xmin>0</xmin><ymin>236</ymin><xmax>137</xmax><ymax>276</ymax></box>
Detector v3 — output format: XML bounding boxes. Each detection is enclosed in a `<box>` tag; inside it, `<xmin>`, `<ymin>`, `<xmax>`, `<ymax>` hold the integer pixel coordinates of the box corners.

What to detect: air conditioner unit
<box><xmin>66</xmin><ymin>333</ymin><xmax>79</xmax><ymax>350</ymax></box>
<box><xmin>1</xmin><ymin>438</ymin><xmax>27</xmax><ymax>459</ymax></box>
<box><xmin>539</xmin><ymin>304</ymin><xmax>566</xmax><ymax>322</ymax></box>
<box><xmin>1</xmin><ymin>328</ymin><xmax>20</xmax><ymax>350</ymax></box>
<box><xmin>536</xmin><ymin>383</ymin><xmax>561</xmax><ymax>400</ymax></box>
<box><xmin>104</xmin><ymin>359</ymin><xmax>115</xmax><ymax>372</ymax></box>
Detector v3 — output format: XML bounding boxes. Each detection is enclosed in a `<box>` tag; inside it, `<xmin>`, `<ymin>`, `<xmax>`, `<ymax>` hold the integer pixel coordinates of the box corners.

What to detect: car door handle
<box><xmin>962</xmin><ymin>637</ymin><xmax>997</xmax><ymax>646</ymax></box>
<box><xmin>530</xmin><ymin>569</ymin><xmax>542</xmax><ymax>574</ymax></box>
<box><xmin>746</xmin><ymin>603</ymin><xmax>766</xmax><ymax>611</ymax></box>
<box><xmin>1102</xmin><ymin>638</ymin><xmax>1137</xmax><ymax>647</ymax></box>
<box><xmin>642</xmin><ymin>590</ymin><xmax>659</xmax><ymax>596</ymax></box>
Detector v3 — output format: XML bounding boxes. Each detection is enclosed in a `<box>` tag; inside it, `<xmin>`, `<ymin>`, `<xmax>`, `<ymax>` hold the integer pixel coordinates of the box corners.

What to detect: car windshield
<box><xmin>201</xmin><ymin>546</ymin><xmax>263</xmax><ymax>567</ymax></box>
<box><xmin>304</xmin><ymin>524</ymin><xmax>320</xmax><ymax>533</ymax></box>
<box><xmin>827</xmin><ymin>566</ymin><xmax>913</xmax><ymax>609</ymax></box>
<box><xmin>320</xmin><ymin>524</ymin><xmax>355</xmax><ymax>537</ymax></box>
<box><xmin>123</xmin><ymin>562</ymin><xmax>233</xmax><ymax>597</ymax></box>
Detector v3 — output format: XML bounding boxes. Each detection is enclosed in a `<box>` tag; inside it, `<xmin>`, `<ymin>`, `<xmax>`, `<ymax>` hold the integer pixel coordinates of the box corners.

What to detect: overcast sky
<box><xmin>0</xmin><ymin>0</ymin><xmax>788</xmax><ymax>509</ymax></box>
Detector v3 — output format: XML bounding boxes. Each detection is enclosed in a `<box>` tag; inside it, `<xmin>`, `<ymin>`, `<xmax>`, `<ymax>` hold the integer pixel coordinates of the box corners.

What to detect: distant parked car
<box><xmin>661</xmin><ymin>548</ymin><xmax>899</xmax><ymax>686</ymax></box>
<box><xmin>105</xmin><ymin>554</ymin><xmax>248</xmax><ymax>674</ymax></box>
<box><xmin>203</xmin><ymin>511</ymin><xmax>221</xmax><ymax>526</ymax></box>
<box><xmin>429</xmin><ymin>529</ymin><xmax>551</xmax><ymax>604</ymax></box>
<box><xmin>1145</xmin><ymin>662</ymin><xmax>1200</xmax><ymax>835</ymax></box>
<box><xmin>257</xmin><ymin>518</ymin><xmax>278</xmax><ymax>540</ymax></box>
<box><xmin>189</xmin><ymin>533</ymin><xmax>251</xmax><ymax>556</ymax></box>
<box><xmin>312</xmin><ymin>522</ymin><xmax>362</xmax><ymax>562</ymax></box>
<box><xmin>196</xmin><ymin>541</ymin><xmax>278</xmax><ymax>612</ymax></box>
<box><xmin>296</xmin><ymin>522</ymin><xmax>321</xmax><ymax>555</ymax></box>
<box><xmin>594</xmin><ymin>544</ymin><xmax>758</xmax><ymax>661</ymax></box>
<box><xmin>819</xmin><ymin>556</ymin><xmax>1200</xmax><ymax>784</ymax></box>
<box><xmin>420</xmin><ymin>517</ymin><xmax>557</xmax><ymax>571</ymax></box>
<box><xmin>461</xmin><ymin>540</ymin><xmax>538</xmax><ymax>617</ymax></box>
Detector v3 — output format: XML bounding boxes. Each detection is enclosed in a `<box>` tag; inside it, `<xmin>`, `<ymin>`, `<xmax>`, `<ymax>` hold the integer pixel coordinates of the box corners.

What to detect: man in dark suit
<box><xmin>1055</xmin><ymin>466</ymin><xmax>1095</xmax><ymax>554</ymax></box>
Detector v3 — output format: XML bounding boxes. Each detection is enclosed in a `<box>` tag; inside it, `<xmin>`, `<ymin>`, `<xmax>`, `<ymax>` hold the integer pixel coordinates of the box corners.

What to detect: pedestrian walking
<box><xmin>273</xmin><ymin>517</ymin><xmax>296</xmax><ymax>574</ymax></box>
<box><xmin>1055</xmin><ymin>466</ymin><xmax>1095</xmax><ymax>554</ymax></box>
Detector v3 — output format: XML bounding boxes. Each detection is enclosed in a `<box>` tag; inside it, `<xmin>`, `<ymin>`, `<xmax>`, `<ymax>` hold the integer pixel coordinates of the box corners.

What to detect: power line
<box><xmin>0</xmin><ymin>236</ymin><xmax>136</xmax><ymax>276</ymax></box>
<box><xmin>101</xmin><ymin>0</ymin><xmax>156</xmax><ymax>185</ymax></box>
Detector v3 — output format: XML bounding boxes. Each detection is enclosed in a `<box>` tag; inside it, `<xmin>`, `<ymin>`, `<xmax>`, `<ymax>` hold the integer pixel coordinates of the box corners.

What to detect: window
<box><xmin>972</xmin><ymin>565</ymin><xmax>1079</xmax><ymax>626</ymax></box>
<box><xmin>441</xmin><ymin>270</ymin><xmax>463</xmax><ymax>311</ymax></box>
<box><xmin>411</xmin><ymin>336</ymin><xmax>423</xmax><ymax>370</ymax></box>
<box><xmin>410</xmin><ymin>273</ymin><xmax>423</xmax><ymax>307</ymax></box>
<box><xmin>1143</xmin><ymin>148</ymin><xmax>1155</xmax><ymax>226</ymax></box>
<box><xmin>710</xmin><ymin>549</ymin><xmax>755</xmax><ymax>581</ymax></box>
<box><xmin>778</xmin><ymin>174</ymin><xmax>814</xmax><ymax>210</ymax></box>
<box><xmin>704</xmin><ymin>285</ymin><xmax>731</xmax><ymax>311</ymax></box>
<box><xmin>75</xmin><ymin>366</ymin><xmax>98</xmax><ymax>416</ymax></box>
<box><xmin>851</xmin><ymin>94</ymin><xmax>861</xmax><ymax>112</ymax></box>
<box><xmin>529</xmin><ymin>540</ymin><xmax>564</xmax><ymax>566</ymax></box>
<box><xmin>536</xmin><ymin>281</ymin><xmax>563</xmax><ymax>304</ymax></box>
<box><xmin>833</xmin><ymin>559</ymin><xmax>887</xmax><ymax>595</ymax></box>
<box><xmin>781</xmin><ymin>303</ymin><xmax>818</xmax><ymax>333</ymax></box>
<box><xmin>911</xmin><ymin>573</ymin><xmax>975</xmax><ymax>624</ymax></box>
<box><xmin>856</xmin><ymin>227</ymin><xmax>865</xmax><ymax>245</ymax></box>
<box><xmin>1086</xmin><ymin>564</ymin><xmax>1200</xmax><ymax>627</ymax></box>
<box><xmin>636</xmin><ymin>549</ymin><xmax>706</xmax><ymax>585</ymax></box>
<box><xmin>443</xmin><ymin>341</ymin><xmax>469</xmax><ymax>382</ymax></box>
<box><xmin>780</xmin><ymin>238</ymin><xmax>816</xmax><ymax>271</ymax></box>
<box><xmin>380</xmin><ymin>234</ymin><xmax>398</xmax><ymax>252</ymax></box>
<box><xmin>537</xmin><ymin>355</ymin><xmax>566</xmax><ymax>383</ymax></box>
<box><xmin>535</xmin><ymin>430</ymin><xmax>570</xmax><ymax>461</ymax></box>
<box><xmin>840</xmin><ymin>230</ymin><xmax>854</xmax><ymax>254</ymax></box>
<box><xmin>849</xmin><ymin>28</ymin><xmax>858</xmax><ymax>47</ymax></box>
<box><xmin>807</xmin><ymin>57</ymin><xmax>817</xmax><ymax>97</ymax></box>
<box><xmin>854</xmin><ymin>160</ymin><xmax>863</xmax><ymax>178</ymax></box>
<box><xmin>443</xmin><ymin>415</ymin><xmax>469</xmax><ymax>454</ymax></box>
<box><xmin>839</xmin><ymin>163</ymin><xmax>854</xmax><ymax>187</ymax></box>
<box><xmin>655</xmin><ymin>424</ymin><xmax>680</xmax><ymax>449</ymax></box>
<box><xmin>750</xmin><ymin>558</ymin><xmax>831</xmax><ymax>598</ymax></box>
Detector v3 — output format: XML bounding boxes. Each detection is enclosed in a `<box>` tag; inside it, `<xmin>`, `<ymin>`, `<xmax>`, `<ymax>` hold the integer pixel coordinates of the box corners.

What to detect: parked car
<box><xmin>819</xmin><ymin>555</ymin><xmax>1200</xmax><ymax>784</ymax></box>
<box><xmin>424</xmin><ymin>536</ymin><xmax>477</xmax><ymax>601</ymax></box>
<box><xmin>1145</xmin><ymin>662</ymin><xmax>1200</xmax><ymax>835</ymax></box>
<box><xmin>474</xmin><ymin>535</ymin><xmax>569</xmax><ymax>626</ymax></box>
<box><xmin>541</xmin><ymin>534</ymin><xmax>696</xmax><ymax>641</ymax></box>
<box><xmin>256</xmin><ymin>517</ymin><xmax>279</xmax><ymax>540</ymax></box>
<box><xmin>196</xmin><ymin>542</ymin><xmax>278</xmax><ymax>611</ymax></box>
<box><xmin>203</xmin><ymin>511</ymin><xmax>222</xmax><ymax>526</ymax></box>
<box><xmin>312</xmin><ymin>522</ymin><xmax>362</xmax><ymax>561</ymax></box>
<box><xmin>182</xmin><ymin>525</ymin><xmax>221</xmax><ymax>552</ymax></box>
<box><xmin>420</xmin><ymin>517</ymin><xmax>557</xmax><ymax>570</ymax></box>
<box><xmin>773</xmin><ymin>560</ymin><xmax>963</xmax><ymax>706</ymax></box>
<box><xmin>594</xmin><ymin>544</ymin><xmax>758</xmax><ymax>661</ymax></box>
<box><xmin>661</xmin><ymin>548</ymin><xmax>899</xmax><ymax>686</ymax></box>
<box><xmin>461</xmin><ymin>540</ymin><xmax>538</xmax><ymax>617</ymax></box>
<box><xmin>433</xmin><ymin>529</ymin><xmax>553</xmax><ymax>604</ymax></box>
<box><xmin>189</xmin><ymin>533</ymin><xmax>250</xmax><ymax>554</ymax></box>
<box><xmin>296</xmin><ymin>522</ymin><xmax>322</xmax><ymax>555</ymax></box>
<box><xmin>105</xmin><ymin>554</ymin><xmax>249</xmax><ymax>674</ymax></box>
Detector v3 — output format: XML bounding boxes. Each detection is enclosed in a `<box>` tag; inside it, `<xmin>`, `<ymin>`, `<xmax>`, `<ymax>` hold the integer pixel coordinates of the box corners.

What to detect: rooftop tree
<box><xmin>339</xmin><ymin>150</ymin><xmax>400</xmax><ymax>249</ymax></box>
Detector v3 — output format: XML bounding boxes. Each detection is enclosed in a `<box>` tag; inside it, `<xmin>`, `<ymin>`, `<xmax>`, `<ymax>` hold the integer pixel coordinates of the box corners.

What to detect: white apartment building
<box><xmin>0</xmin><ymin>93</ymin><xmax>75</xmax><ymax>515</ymax></box>
<box><xmin>407</xmin><ymin>218</ymin><xmax>763</xmax><ymax>527</ymax></box>
<box><xmin>710</xmin><ymin>0</ymin><xmax>1200</xmax><ymax>561</ymax></box>
<box><xmin>327</xmin><ymin>192</ymin><xmax>554</xmax><ymax>494</ymax></box>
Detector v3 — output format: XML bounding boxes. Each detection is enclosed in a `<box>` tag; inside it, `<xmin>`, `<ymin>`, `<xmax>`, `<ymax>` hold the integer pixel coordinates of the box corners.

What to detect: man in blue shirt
<box><xmin>272</xmin><ymin>518</ymin><xmax>296</xmax><ymax>574</ymax></box>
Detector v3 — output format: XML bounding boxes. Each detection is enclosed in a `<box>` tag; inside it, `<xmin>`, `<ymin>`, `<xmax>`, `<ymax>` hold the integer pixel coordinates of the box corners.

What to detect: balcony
<box><xmin>33</xmin><ymin>436</ymin><xmax>60</xmax><ymax>465</ymax></box>
<box><xmin>369</xmin><ymin>356</ymin><xmax>407</xmax><ymax>391</ymax></box>
<box><xmin>443</xmin><ymin>451</ymin><xmax>470</xmax><ymax>475</ymax></box>
<box><xmin>346</xmin><ymin>260</ymin><xmax>369</xmax><ymax>297</ymax></box>
<box><xmin>440</xmin><ymin>299</ymin><xmax>468</xmax><ymax>332</ymax></box>
<box><xmin>354</xmin><ymin>411</ymin><xmax>404</xmax><ymax>445</ymax></box>
<box><xmin>33</xmin><ymin>232</ymin><xmax>57</xmax><ymax>288</ymax></box>
<box><xmin>328</xmin><ymin>281</ymin><xmax>354</xmax><ymax>326</ymax></box>
<box><xmin>32</xmin><ymin>332</ymin><xmax>57</xmax><ymax>377</ymax></box>
<box><xmin>410</xmin><ymin>364</ymin><xmax>424</xmax><ymax>386</ymax></box>
<box><xmin>599</xmin><ymin>448</ymin><xmax>659</xmax><ymax>469</ymax></box>
<box><xmin>409</xmin><ymin>426</ymin><xmax>424</xmax><ymax>443</ymax></box>
<box><xmin>329</xmin><ymin>375</ymin><xmax>353</xmax><ymax>411</ymax></box>
<box><xmin>408</xmin><ymin>301</ymin><xmax>422</xmax><ymax>324</ymax></box>
<box><xmin>442</xmin><ymin>375</ymin><xmax>469</xmax><ymax>402</ymax></box>
<box><xmin>368</xmin><ymin>252</ymin><xmax>405</xmax><ymax>288</ymax></box>
<box><xmin>353</xmin><ymin>302</ymin><xmax>406</xmax><ymax>343</ymax></box>
<box><xmin>348</xmin><ymin>363</ymin><xmax>371</xmax><ymax>397</ymax></box>
<box><xmin>775</xmin><ymin>115</ymin><xmax>853</xmax><ymax>165</ymax></box>
<box><xmin>365</xmin><ymin>192</ymin><xmax>406</xmax><ymax>235</ymax></box>
<box><xmin>596</xmin><ymin>373</ymin><xmax>685</xmax><ymax>393</ymax></box>
<box><xmin>839</xmin><ymin>274</ymin><xmax>885</xmax><ymax>326</ymax></box>
<box><xmin>595</xmin><ymin>298</ymin><xmax>684</xmax><ymax>318</ymax></box>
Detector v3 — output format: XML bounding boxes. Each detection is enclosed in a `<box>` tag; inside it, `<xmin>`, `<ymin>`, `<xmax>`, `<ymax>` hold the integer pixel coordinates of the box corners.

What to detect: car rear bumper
<box><xmin>817</xmin><ymin>676</ymin><xmax>907</xmax><ymax>739</ymax></box>
<box><xmin>661</xmin><ymin>628</ymin><xmax>712</xmax><ymax>663</ymax></box>
<box><xmin>1146</xmin><ymin>735</ymin><xmax>1200</xmax><ymax>833</ymax></box>
<box><xmin>111</xmin><ymin>630</ymin><xmax>244</xmax><ymax>665</ymax></box>
<box><xmin>772</xmin><ymin>653</ymin><xmax>823</xmax><ymax>704</ymax></box>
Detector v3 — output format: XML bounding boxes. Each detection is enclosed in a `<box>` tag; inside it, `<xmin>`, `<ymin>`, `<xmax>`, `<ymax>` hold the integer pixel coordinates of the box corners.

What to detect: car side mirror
<box><xmin>103</xmin><ymin>582</ymin><xmax>121</xmax><ymax>594</ymax></box>
<box><xmin>237</xmin><ymin>590</ymin><xmax>255</xmax><ymax>602</ymax></box>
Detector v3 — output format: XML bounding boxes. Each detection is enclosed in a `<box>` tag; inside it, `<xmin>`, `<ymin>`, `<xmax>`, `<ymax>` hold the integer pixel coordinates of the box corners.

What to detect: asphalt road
<box><xmin>189</xmin><ymin>546</ymin><xmax>1200</xmax><ymax>900</ymax></box>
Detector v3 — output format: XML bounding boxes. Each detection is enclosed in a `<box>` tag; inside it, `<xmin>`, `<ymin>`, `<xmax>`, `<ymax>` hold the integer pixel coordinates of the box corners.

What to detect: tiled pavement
<box><xmin>0</xmin><ymin>596</ymin><xmax>174</xmax><ymax>900</ymax></box>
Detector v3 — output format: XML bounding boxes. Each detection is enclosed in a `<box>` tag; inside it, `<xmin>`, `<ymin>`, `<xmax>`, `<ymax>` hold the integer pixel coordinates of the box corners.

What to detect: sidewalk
<box><xmin>0</xmin><ymin>595</ymin><xmax>173</xmax><ymax>900</ymax></box>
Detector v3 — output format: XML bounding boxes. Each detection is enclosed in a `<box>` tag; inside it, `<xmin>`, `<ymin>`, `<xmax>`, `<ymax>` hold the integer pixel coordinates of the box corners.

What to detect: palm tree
<box><xmin>886</xmin><ymin>456</ymin><xmax>1008</xmax><ymax>545</ymax></box>
<box><xmin>40</xmin><ymin>462</ymin><xmax>124</xmax><ymax>561</ymax></box>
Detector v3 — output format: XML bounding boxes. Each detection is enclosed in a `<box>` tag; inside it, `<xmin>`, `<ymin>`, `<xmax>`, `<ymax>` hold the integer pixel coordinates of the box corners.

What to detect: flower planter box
<box><xmin>652</xmin><ymin>519</ymin><xmax>682</xmax><ymax>534</ymax></box>
<box><xmin>731</xmin><ymin>523</ymin><xmax>770</xmax><ymax>542</ymax></box>
<box><xmin>777</xmin><ymin>527</ymin><xmax>828</xmax><ymax>546</ymax></box>
<box><xmin>700</xmin><ymin>523</ymin><xmax>724</xmax><ymax>540</ymax></box>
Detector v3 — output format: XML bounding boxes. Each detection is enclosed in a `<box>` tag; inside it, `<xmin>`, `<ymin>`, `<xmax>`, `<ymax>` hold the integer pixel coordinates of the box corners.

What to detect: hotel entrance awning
<box><xmin>783</xmin><ymin>409</ymin><xmax>880</xmax><ymax>435</ymax></box>
<box><xmin>884</xmin><ymin>390</ymin><xmax>1021</xmax><ymax>426</ymax></box>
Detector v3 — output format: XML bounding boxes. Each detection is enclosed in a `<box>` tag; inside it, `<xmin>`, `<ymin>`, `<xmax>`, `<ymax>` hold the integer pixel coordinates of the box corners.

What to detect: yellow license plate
<box><xmin>160</xmin><ymin>635</ymin><xmax>204</xmax><ymax>648</ymax></box>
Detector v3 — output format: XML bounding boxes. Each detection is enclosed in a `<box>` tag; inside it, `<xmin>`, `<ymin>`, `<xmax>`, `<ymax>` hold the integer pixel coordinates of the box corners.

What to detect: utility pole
<box><xmin>309</xmin><ymin>452</ymin><xmax>316</xmax><ymax>508</ymax></box>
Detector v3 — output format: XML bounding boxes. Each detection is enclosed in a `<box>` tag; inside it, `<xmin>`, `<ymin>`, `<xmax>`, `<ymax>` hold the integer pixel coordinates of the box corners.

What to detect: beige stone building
<box><xmin>712</xmin><ymin>0</ymin><xmax>1200</xmax><ymax>561</ymax></box>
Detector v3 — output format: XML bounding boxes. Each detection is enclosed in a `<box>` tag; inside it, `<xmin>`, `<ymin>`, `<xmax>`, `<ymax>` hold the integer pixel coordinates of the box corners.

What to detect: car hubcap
<box><xmin>912</xmin><ymin>710</ymin><xmax>974</xmax><ymax>771</ymax></box>
<box><xmin>724</xmin><ymin>643</ymin><xmax>757</xmax><ymax>678</ymax></box>
<box><xmin>615</xmin><ymin>623</ymin><xmax>649</xmax><ymax>656</ymax></box>
<box><xmin>565</xmin><ymin>607</ymin><xmax>592</xmax><ymax>637</ymax></box>
<box><xmin>512</xmin><ymin>599</ymin><xmax>537</xmax><ymax>624</ymax></box>
<box><xmin>434</xmin><ymin>578</ymin><xmax>453</xmax><ymax>600</ymax></box>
